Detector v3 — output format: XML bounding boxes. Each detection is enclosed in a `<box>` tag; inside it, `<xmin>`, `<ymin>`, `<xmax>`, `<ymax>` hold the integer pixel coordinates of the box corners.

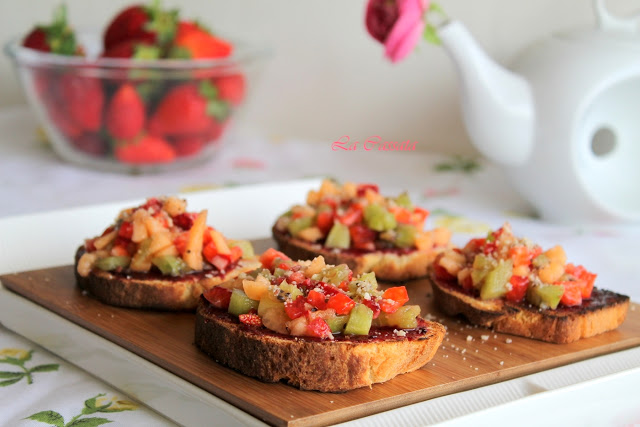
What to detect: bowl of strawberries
<box><xmin>5</xmin><ymin>3</ymin><xmax>269</xmax><ymax>173</ymax></box>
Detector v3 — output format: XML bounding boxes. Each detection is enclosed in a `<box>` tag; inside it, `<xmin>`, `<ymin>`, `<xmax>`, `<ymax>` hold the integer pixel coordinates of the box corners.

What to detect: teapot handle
<box><xmin>594</xmin><ymin>0</ymin><xmax>640</xmax><ymax>33</ymax></box>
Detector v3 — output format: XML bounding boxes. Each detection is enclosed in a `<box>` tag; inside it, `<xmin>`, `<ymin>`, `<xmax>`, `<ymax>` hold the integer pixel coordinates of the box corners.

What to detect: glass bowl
<box><xmin>5</xmin><ymin>33</ymin><xmax>269</xmax><ymax>174</ymax></box>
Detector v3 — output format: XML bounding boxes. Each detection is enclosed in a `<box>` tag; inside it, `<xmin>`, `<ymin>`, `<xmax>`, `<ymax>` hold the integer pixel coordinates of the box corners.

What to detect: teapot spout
<box><xmin>438</xmin><ymin>21</ymin><xmax>534</xmax><ymax>166</ymax></box>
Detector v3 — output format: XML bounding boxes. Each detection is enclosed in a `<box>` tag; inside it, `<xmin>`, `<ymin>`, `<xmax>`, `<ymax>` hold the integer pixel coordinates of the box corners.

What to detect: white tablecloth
<box><xmin>1</xmin><ymin>107</ymin><xmax>639</xmax><ymax>426</ymax></box>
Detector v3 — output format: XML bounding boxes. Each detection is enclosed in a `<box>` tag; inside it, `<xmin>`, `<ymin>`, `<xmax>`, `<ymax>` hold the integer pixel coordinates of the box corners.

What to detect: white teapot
<box><xmin>438</xmin><ymin>0</ymin><xmax>640</xmax><ymax>224</ymax></box>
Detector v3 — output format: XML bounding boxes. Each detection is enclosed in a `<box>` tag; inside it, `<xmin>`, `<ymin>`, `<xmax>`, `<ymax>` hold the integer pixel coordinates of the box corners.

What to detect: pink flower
<box><xmin>365</xmin><ymin>0</ymin><xmax>430</xmax><ymax>63</ymax></box>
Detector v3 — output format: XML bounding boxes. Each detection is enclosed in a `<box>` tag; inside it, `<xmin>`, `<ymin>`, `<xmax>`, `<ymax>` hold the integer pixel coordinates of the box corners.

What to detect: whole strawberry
<box><xmin>22</xmin><ymin>4</ymin><xmax>82</xmax><ymax>55</ymax></box>
<box><xmin>169</xmin><ymin>21</ymin><xmax>232</xmax><ymax>59</ymax></box>
<box><xmin>149</xmin><ymin>80</ymin><xmax>229</xmax><ymax>137</ymax></box>
<box><xmin>106</xmin><ymin>83</ymin><xmax>146</xmax><ymax>140</ymax></box>
<box><xmin>58</xmin><ymin>73</ymin><xmax>105</xmax><ymax>132</ymax></box>
<box><xmin>115</xmin><ymin>133</ymin><xmax>176</xmax><ymax>164</ymax></box>
<box><xmin>103</xmin><ymin>1</ymin><xmax>178</xmax><ymax>52</ymax></box>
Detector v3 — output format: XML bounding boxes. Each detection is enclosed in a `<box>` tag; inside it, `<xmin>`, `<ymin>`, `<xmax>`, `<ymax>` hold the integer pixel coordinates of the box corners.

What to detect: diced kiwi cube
<box><xmin>326</xmin><ymin>315</ymin><xmax>349</xmax><ymax>333</ymax></box>
<box><xmin>395</xmin><ymin>224</ymin><xmax>417</xmax><ymax>248</ymax></box>
<box><xmin>376</xmin><ymin>304</ymin><xmax>420</xmax><ymax>329</ymax></box>
<box><xmin>532</xmin><ymin>253</ymin><xmax>549</xmax><ymax>268</ymax></box>
<box><xmin>344</xmin><ymin>303</ymin><xmax>373</xmax><ymax>335</ymax></box>
<box><xmin>471</xmin><ymin>254</ymin><xmax>493</xmax><ymax>288</ymax></box>
<box><xmin>228</xmin><ymin>240</ymin><xmax>255</xmax><ymax>259</ymax></box>
<box><xmin>279</xmin><ymin>281</ymin><xmax>303</xmax><ymax>300</ymax></box>
<box><xmin>364</xmin><ymin>204</ymin><xmax>397</xmax><ymax>232</ymax></box>
<box><xmin>287</xmin><ymin>216</ymin><xmax>313</xmax><ymax>236</ymax></box>
<box><xmin>152</xmin><ymin>255</ymin><xmax>188</xmax><ymax>276</ymax></box>
<box><xmin>95</xmin><ymin>256</ymin><xmax>131</xmax><ymax>271</ymax></box>
<box><xmin>526</xmin><ymin>284</ymin><xmax>564</xmax><ymax>309</ymax></box>
<box><xmin>228</xmin><ymin>289</ymin><xmax>259</xmax><ymax>316</ymax></box>
<box><xmin>395</xmin><ymin>192</ymin><xmax>413</xmax><ymax>209</ymax></box>
<box><xmin>318</xmin><ymin>264</ymin><xmax>351</xmax><ymax>286</ymax></box>
<box><xmin>325</xmin><ymin>222</ymin><xmax>350</xmax><ymax>249</ymax></box>
<box><xmin>480</xmin><ymin>259</ymin><xmax>513</xmax><ymax>300</ymax></box>
<box><xmin>258</xmin><ymin>292</ymin><xmax>284</xmax><ymax>317</ymax></box>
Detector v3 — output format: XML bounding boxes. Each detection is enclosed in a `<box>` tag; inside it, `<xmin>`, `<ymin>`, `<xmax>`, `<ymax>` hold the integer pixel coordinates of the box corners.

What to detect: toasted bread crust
<box><xmin>430</xmin><ymin>275</ymin><xmax>630</xmax><ymax>343</ymax></box>
<box><xmin>195</xmin><ymin>298</ymin><xmax>446</xmax><ymax>392</ymax></box>
<box><xmin>74</xmin><ymin>247</ymin><xmax>261</xmax><ymax>311</ymax></box>
<box><xmin>273</xmin><ymin>227</ymin><xmax>443</xmax><ymax>282</ymax></box>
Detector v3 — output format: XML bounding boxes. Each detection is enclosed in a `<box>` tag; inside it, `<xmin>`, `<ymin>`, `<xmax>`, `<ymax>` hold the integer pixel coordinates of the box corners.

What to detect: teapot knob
<box><xmin>594</xmin><ymin>0</ymin><xmax>640</xmax><ymax>33</ymax></box>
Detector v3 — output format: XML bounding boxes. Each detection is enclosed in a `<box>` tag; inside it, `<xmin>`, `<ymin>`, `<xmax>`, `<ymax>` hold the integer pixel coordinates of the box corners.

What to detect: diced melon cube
<box><xmin>243</xmin><ymin>274</ymin><xmax>270</xmax><ymax>300</ymax></box>
<box><xmin>182</xmin><ymin>210</ymin><xmax>207</xmax><ymax>271</ymax></box>
<box><xmin>93</xmin><ymin>230</ymin><xmax>117</xmax><ymax>250</ymax></box>
<box><xmin>162</xmin><ymin>197</ymin><xmax>186</xmax><ymax>217</ymax></box>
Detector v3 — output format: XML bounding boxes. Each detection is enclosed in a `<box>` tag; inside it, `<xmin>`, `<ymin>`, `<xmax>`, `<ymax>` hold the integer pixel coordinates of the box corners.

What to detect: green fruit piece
<box><xmin>344</xmin><ymin>303</ymin><xmax>373</xmax><ymax>335</ymax></box>
<box><xmin>279</xmin><ymin>281</ymin><xmax>303</xmax><ymax>300</ymax></box>
<box><xmin>349</xmin><ymin>271</ymin><xmax>378</xmax><ymax>293</ymax></box>
<box><xmin>377</xmin><ymin>305</ymin><xmax>421</xmax><ymax>329</ymax></box>
<box><xmin>152</xmin><ymin>255</ymin><xmax>188</xmax><ymax>276</ymax></box>
<box><xmin>228</xmin><ymin>240</ymin><xmax>255</xmax><ymax>259</ymax></box>
<box><xmin>395</xmin><ymin>192</ymin><xmax>413</xmax><ymax>209</ymax></box>
<box><xmin>364</xmin><ymin>204</ymin><xmax>397</xmax><ymax>232</ymax></box>
<box><xmin>325</xmin><ymin>222</ymin><xmax>350</xmax><ymax>249</ymax></box>
<box><xmin>326</xmin><ymin>315</ymin><xmax>349</xmax><ymax>333</ymax></box>
<box><xmin>257</xmin><ymin>292</ymin><xmax>284</xmax><ymax>317</ymax></box>
<box><xmin>228</xmin><ymin>289</ymin><xmax>259</xmax><ymax>316</ymax></box>
<box><xmin>471</xmin><ymin>254</ymin><xmax>493</xmax><ymax>289</ymax></box>
<box><xmin>527</xmin><ymin>284</ymin><xmax>564</xmax><ymax>309</ymax></box>
<box><xmin>287</xmin><ymin>216</ymin><xmax>313</xmax><ymax>236</ymax></box>
<box><xmin>480</xmin><ymin>259</ymin><xmax>513</xmax><ymax>300</ymax></box>
<box><xmin>314</xmin><ymin>264</ymin><xmax>351</xmax><ymax>286</ymax></box>
<box><xmin>395</xmin><ymin>224</ymin><xmax>417</xmax><ymax>248</ymax></box>
<box><xmin>95</xmin><ymin>256</ymin><xmax>131</xmax><ymax>271</ymax></box>
<box><xmin>532</xmin><ymin>253</ymin><xmax>549</xmax><ymax>268</ymax></box>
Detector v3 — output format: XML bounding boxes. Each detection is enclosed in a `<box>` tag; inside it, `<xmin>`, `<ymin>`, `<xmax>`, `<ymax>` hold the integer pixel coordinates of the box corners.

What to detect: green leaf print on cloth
<box><xmin>0</xmin><ymin>348</ymin><xmax>59</xmax><ymax>386</ymax></box>
<box><xmin>25</xmin><ymin>393</ymin><xmax>138</xmax><ymax>426</ymax></box>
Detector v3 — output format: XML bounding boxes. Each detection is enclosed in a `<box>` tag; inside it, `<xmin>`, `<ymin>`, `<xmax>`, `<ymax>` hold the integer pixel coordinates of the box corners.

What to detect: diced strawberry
<box><xmin>203</xmin><ymin>286</ymin><xmax>232</xmax><ymax>309</ymax></box>
<box><xmin>349</xmin><ymin>224</ymin><xmax>376</xmax><ymax>251</ymax></box>
<box><xmin>238</xmin><ymin>312</ymin><xmax>263</xmax><ymax>327</ymax></box>
<box><xmin>259</xmin><ymin>248</ymin><xmax>290</xmax><ymax>270</ymax></box>
<box><xmin>326</xmin><ymin>293</ymin><xmax>355</xmax><ymax>315</ymax></box>
<box><xmin>356</xmin><ymin>184</ymin><xmax>379</xmax><ymax>197</ymax></box>
<box><xmin>210</xmin><ymin>255</ymin><xmax>230</xmax><ymax>271</ymax></box>
<box><xmin>306</xmin><ymin>317</ymin><xmax>332</xmax><ymax>339</ymax></box>
<box><xmin>379</xmin><ymin>286</ymin><xmax>409</xmax><ymax>313</ymax></box>
<box><xmin>284</xmin><ymin>295</ymin><xmax>308</xmax><ymax>320</ymax></box>
<box><xmin>505</xmin><ymin>275</ymin><xmax>529</xmax><ymax>303</ymax></box>
<box><xmin>214</xmin><ymin>74</ymin><xmax>245</xmax><ymax>106</ymax></box>
<box><xmin>287</xmin><ymin>271</ymin><xmax>306</xmax><ymax>285</ymax></box>
<box><xmin>172</xmin><ymin>212</ymin><xmax>197</xmax><ymax>230</ymax></box>
<box><xmin>315</xmin><ymin>208</ymin><xmax>335</xmax><ymax>235</ymax></box>
<box><xmin>115</xmin><ymin>134</ymin><xmax>176</xmax><ymax>164</ymax></box>
<box><xmin>306</xmin><ymin>289</ymin><xmax>327</xmax><ymax>310</ymax></box>
<box><xmin>565</xmin><ymin>263</ymin><xmax>596</xmax><ymax>298</ymax></box>
<box><xmin>173</xmin><ymin>232</ymin><xmax>189</xmax><ymax>254</ymax></box>
<box><xmin>118</xmin><ymin>221</ymin><xmax>134</xmax><ymax>239</ymax></box>
<box><xmin>391</xmin><ymin>206</ymin><xmax>412</xmax><ymax>224</ymax></box>
<box><xmin>559</xmin><ymin>281</ymin><xmax>583</xmax><ymax>306</ymax></box>
<box><xmin>106</xmin><ymin>84</ymin><xmax>146</xmax><ymax>140</ymax></box>
<box><xmin>229</xmin><ymin>245</ymin><xmax>243</xmax><ymax>263</ymax></box>
<box><xmin>411</xmin><ymin>206</ymin><xmax>429</xmax><ymax>228</ymax></box>
<box><xmin>338</xmin><ymin>205</ymin><xmax>363</xmax><ymax>226</ymax></box>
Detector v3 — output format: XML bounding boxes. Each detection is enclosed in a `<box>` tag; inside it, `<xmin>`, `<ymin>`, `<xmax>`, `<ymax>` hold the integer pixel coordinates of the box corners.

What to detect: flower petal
<box><xmin>383</xmin><ymin>0</ymin><xmax>428</xmax><ymax>62</ymax></box>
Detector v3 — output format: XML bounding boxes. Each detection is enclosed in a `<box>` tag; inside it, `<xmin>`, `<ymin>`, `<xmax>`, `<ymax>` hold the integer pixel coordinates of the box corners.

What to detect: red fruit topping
<box><xmin>238</xmin><ymin>312</ymin><xmax>263</xmax><ymax>327</ymax></box>
<box><xmin>203</xmin><ymin>286</ymin><xmax>232</xmax><ymax>309</ymax></box>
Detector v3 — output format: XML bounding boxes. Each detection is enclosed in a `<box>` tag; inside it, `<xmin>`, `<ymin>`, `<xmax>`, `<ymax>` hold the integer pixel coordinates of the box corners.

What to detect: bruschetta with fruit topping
<box><xmin>75</xmin><ymin>196</ymin><xmax>261</xmax><ymax>310</ymax></box>
<box><xmin>194</xmin><ymin>248</ymin><xmax>446</xmax><ymax>392</ymax></box>
<box><xmin>430</xmin><ymin>223</ymin><xmax>630</xmax><ymax>343</ymax></box>
<box><xmin>272</xmin><ymin>179</ymin><xmax>451</xmax><ymax>282</ymax></box>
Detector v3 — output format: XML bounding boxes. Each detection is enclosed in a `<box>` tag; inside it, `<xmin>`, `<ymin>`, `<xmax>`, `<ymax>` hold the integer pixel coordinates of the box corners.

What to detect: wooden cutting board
<box><xmin>1</xmin><ymin>240</ymin><xmax>639</xmax><ymax>427</ymax></box>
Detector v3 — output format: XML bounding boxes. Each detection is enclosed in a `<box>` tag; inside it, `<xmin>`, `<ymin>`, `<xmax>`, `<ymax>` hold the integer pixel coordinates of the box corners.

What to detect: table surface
<box><xmin>1</xmin><ymin>106</ymin><xmax>639</xmax><ymax>427</ymax></box>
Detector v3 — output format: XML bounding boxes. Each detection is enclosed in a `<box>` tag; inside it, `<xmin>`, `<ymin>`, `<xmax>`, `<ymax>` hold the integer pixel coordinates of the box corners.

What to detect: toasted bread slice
<box><xmin>195</xmin><ymin>297</ymin><xmax>446</xmax><ymax>392</ymax></box>
<box><xmin>430</xmin><ymin>275</ymin><xmax>630</xmax><ymax>343</ymax></box>
<box><xmin>273</xmin><ymin>227</ymin><xmax>443</xmax><ymax>282</ymax></box>
<box><xmin>75</xmin><ymin>247</ymin><xmax>261</xmax><ymax>311</ymax></box>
